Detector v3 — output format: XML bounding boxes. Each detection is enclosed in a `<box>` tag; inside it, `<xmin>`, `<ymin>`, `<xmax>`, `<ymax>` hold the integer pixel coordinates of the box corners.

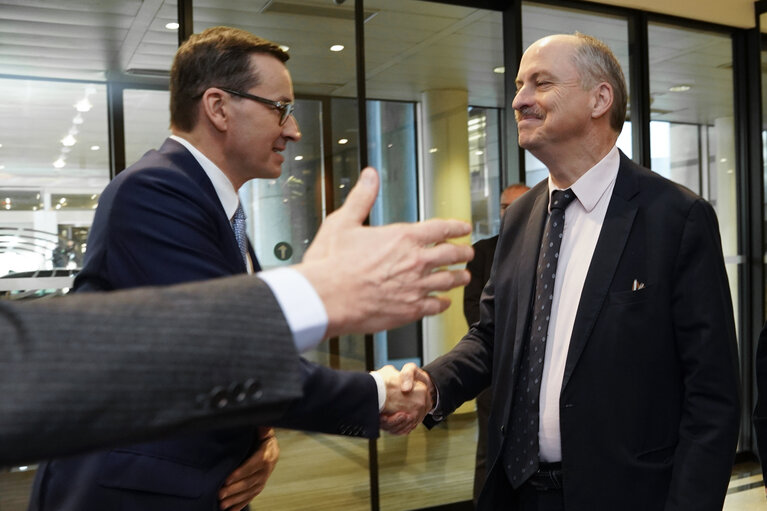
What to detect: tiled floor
<box><xmin>2</xmin><ymin>424</ymin><xmax>764</xmax><ymax>510</ymax></box>
<box><xmin>724</xmin><ymin>461</ymin><xmax>766</xmax><ymax>510</ymax></box>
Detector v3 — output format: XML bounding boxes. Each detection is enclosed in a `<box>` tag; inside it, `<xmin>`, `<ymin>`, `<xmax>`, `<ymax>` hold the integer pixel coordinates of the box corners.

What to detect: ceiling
<box><xmin>0</xmin><ymin>0</ymin><xmax>746</xmax><ymax>196</ymax></box>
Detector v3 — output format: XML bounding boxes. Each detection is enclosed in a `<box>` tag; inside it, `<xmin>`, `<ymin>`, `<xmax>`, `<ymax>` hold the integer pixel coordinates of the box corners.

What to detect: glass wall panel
<box><xmin>521</xmin><ymin>3</ymin><xmax>631</xmax><ymax>187</ymax></box>
<box><xmin>192</xmin><ymin>3</ymin><xmax>369</xmax><ymax>509</ymax></box>
<box><xmin>123</xmin><ymin>89</ymin><xmax>171</xmax><ymax>167</ymax></box>
<box><xmin>469</xmin><ymin>106</ymin><xmax>502</xmax><ymax>242</ymax></box>
<box><xmin>0</xmin><ymin>78</ymin><xmax>107</xmax><ymax>281</ymax></box>
<box><xmin>364</xmin><ymin>0</ymin><xmax>503</xmax><ymax>508</ymax></box>
<box><xmin>647</xmin><ymin>23</ymin><xmax>739</xmax><ymax>337</ymax></box>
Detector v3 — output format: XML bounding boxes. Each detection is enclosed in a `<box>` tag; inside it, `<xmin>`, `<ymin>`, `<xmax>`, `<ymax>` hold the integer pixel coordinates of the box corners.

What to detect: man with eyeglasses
<box><xmin>29</xmin><ymin>26</ymin><xmax>435</xmax><ymax>511</ymax></box>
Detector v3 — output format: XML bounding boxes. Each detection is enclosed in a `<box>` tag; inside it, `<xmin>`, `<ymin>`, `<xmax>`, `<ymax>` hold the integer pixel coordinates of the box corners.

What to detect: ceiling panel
<box><xmin>0</xmin><ymin>0</ymin><xmax>742</xmax><ymax>194</ymax></box>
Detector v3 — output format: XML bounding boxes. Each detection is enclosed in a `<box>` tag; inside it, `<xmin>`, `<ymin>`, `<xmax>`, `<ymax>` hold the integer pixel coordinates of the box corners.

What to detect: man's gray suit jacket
<box><xmin>0</xmin><ymin>274</ymin><xmax>302</xmax><ymax>467</ymax></box>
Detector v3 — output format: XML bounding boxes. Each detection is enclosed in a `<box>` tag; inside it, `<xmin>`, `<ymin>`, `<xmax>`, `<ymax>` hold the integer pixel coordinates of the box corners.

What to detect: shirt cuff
<box><xmin>369</xmin><ymin>371</ymin><xmax>386</xmax><ymax>412</ymax></box>
<box><xmin>258</xmin><ymin>267</ymin><xmax>328</xmax><ymax>353</ymax></box>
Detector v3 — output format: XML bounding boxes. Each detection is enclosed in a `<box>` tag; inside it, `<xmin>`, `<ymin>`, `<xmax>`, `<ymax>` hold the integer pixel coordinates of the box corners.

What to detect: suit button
<box><xmin>500</xmin><ymin>425</ymin><xmax>506</xmax><ymax>435</ymax></box>
<box><xmin>210</xmin><ymin>386</ymin><xmax>228</xmax><ymax>409</ymax></box>
<box><xmin>229</xmin><ymin>382</ymin><xmax>246</xmax><ymax>403</ymax></box>
<box><xmin>244</xmin><ymin>378</ymin><xmax>263</xmax><ymax>401</ymax></box>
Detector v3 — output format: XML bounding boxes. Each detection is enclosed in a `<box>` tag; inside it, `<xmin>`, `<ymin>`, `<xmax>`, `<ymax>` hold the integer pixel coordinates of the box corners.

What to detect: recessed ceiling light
<box><xmin>330</xmin><ymin>44</ymin><xmax>345</xmax><ymax>52</ymax></box>
<box><xmin>0</xmin><ymin>165</ymin><xmax>4</xmax><ymax>170</ymax></box>
<box><xmin>61</xmin><ymin>135</ymin><xmax>77</xmax><ymax>147</ymax></box>
<box><xmin>279</xmin><ymin>45</ymin><xmax>290</xmax><ymax>52</ymax></box>
<box><xmin>669</xmin><ymin>84</ymin><xmax>691</xmax><ymax>92</ymax></box>
<box><xmin>53</xmin><ymin>158</ymin><xmax>66</xmax><ymax>169</ymax></box>
<box><xmin>476</xmin><ymin>150</ymin><xmax>484</xmax><ymax>155</ymax></box>
<box><xmin>294</xmin><ymin>155</ymin><xmax>304</xmax><ymax>161</ymax></box>
<box><xmin>165</xmin><ymin>22</ymin><xmax>179</xmax><ymax>30</ymax></box>
<box><xmin>72</xmin><ymin>114</ymin><xmax>84</xmax><ymax>125</ymax></box>
<box><xmin>90</xmin><ymin>145</ymin><xmax>100</xmax><ymax>151</ymax></box>
<box><xmin>429</xmin><ymin>147</ymin><xmax>438</xmax><ymax>154</ymax></box>
<box><xmin>493</xmin><ymin>66</ymin><xmax>505</xmax><ymax>74</ymax></box>
<box><xmin>338</xmin><ymin>138</ymin><xmax>348</xmax><ymax>145</ymax></box>
<box><xmin>0</xmin><ymin>143</ymin><xmax>3</xmax><ymax>148</ymax></box>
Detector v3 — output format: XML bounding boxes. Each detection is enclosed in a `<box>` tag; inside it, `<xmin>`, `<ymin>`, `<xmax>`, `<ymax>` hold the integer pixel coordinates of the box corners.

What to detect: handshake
<box><xmin>374</xmin><ymin>363</ymin><xmax>435</xmax><ymax>435</ymax></box>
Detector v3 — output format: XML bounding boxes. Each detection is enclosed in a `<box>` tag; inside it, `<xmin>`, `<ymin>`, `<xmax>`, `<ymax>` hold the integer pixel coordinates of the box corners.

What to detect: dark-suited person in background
<box><xmin>393</xmin><ymin>32</ymin><xmax>740</xmax><ymax>510</ymax></box>
<box><xmin>2</xmin><ymin>166</ymin><xmax>472</xmax><ymax>468</ymax></box>
<box><xmin>464</xmin><ymin>183</ymin><xmax>529</xmax><ymax>506</ymax></box>
<box><xmin>28</xmin><ymin>27</ymin><xmax>437</xmax><ymax>511</ymax></box>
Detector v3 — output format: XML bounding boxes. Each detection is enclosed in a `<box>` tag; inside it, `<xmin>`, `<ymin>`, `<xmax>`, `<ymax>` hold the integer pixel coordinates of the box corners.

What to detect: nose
<box><xmin>511</xmin><ymin>83</ymin><xmax>530</xmax><ymax>112</ymax></box>
<box><xmin>283</xmin><ymin>114</ymin><xmax>301</xmax><ymax>142</ymax></box>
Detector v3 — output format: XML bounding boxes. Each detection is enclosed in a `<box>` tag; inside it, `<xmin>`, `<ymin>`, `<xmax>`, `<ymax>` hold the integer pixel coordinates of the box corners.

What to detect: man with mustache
<box><xmin>392</xmin><ymin>33</ymin><xmax>740</xmax><ymax>510</ymax></box>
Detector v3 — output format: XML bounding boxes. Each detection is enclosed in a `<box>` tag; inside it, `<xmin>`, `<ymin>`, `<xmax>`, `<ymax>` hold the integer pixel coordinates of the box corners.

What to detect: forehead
<box><xmin>516</xmin><ymin>37</ymin><xmax>579</xmax><ymax>81</ymax></box>
<box><xmin>249</xmin><ymin>53</ymin><xmax>294</xmax><ymax>96</ymax></box>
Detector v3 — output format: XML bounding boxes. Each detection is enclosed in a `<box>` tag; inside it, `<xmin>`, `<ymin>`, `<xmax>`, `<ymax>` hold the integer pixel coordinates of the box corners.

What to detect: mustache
<box><xmin>515</xmin><ymin>107</ymin><xmax>543</xmax><ymax>122</ymax></box>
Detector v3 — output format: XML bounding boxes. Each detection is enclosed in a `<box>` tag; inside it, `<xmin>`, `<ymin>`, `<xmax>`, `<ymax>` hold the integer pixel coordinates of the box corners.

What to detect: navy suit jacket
<box><xmin>425</xmin><ymin>153</ymin><xmax>740</xmax><ymax>510</ymax></box>
<box><xmin>30</xmin><ymin>138</ymin><xmax>378</xmax><ymax>511</ymax></box>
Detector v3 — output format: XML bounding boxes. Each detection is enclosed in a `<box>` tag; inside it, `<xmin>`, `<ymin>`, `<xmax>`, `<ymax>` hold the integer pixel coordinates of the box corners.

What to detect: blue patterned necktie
<box><xmin>231</xmin><ymin>202</ymin><xmax>249</xmax><ymax>267</ymax></box>
<box><xmin>504</xmin><ymin>188</ymin><xmax>576</xmax><ymax>488</ymax></box>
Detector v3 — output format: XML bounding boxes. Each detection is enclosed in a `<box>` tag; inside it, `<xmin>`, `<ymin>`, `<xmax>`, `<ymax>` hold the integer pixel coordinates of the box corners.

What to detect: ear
<box><xmin>591</xmin><ymin>82</ymin><xmax>613</xmax><ymax>121</ymax></box>
<box><xmin>199</xmin><ymin>88</ymin><xmax>229</xmax><ymax>132</ymax></box>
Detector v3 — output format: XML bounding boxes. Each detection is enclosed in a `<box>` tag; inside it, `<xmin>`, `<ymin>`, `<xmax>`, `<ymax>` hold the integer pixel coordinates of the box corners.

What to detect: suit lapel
<box><xmin>561</xmin><ymin>154</ymin><xmax>640</xmax><ymax>390</ymax></box>
<box><xmin>159</xmin><ymin>138</ymin><xmax>249</xmax><ymax>274</ymax></box>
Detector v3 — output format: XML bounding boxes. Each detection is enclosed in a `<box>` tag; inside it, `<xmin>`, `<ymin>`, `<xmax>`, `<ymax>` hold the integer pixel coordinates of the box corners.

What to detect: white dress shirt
<box><xmin>538</xmin><ymin>145</ymin><xmax>620</xmax><ymax>462</ymax></box>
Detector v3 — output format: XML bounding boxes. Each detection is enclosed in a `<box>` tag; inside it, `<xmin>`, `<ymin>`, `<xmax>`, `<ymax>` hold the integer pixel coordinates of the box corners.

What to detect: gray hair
<box><xmin>572</xmin><ymin>33</ymin><xmax>628</xmax><ymax>133</ymax></box>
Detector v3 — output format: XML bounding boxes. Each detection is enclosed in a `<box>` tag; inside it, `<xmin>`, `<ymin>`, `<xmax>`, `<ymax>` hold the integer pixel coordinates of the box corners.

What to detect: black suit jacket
<box><xmin>425</xmin><ymin>152</ymin><xmax>740</xmax><ymax>510</ymax></box>
<box><xmin>463</xmin><ymin>235</ymin><xmax>498</xmax><ymax>327</ymax></box>
<box><xmin>29</xmin><ymin>139</ymin><xmax>378</xmax><ymax>511</ymax></box>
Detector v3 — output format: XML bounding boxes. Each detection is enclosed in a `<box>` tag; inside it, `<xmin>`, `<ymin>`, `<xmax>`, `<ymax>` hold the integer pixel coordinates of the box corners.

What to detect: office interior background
<box><xmin>1</xmin><ymin>0</ymin><xmax>767</xmax><ymax>509</ymax></box>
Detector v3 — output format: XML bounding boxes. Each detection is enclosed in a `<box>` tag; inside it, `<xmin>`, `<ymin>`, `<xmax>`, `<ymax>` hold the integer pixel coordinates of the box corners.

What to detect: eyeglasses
<box><xmin>218</xmin><ymin>87</ymin><xmax>295</xmax><ymax>126</ymax></box>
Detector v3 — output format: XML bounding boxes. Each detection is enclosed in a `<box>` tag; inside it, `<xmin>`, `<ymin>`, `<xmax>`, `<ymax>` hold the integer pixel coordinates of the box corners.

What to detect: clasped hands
<box><xmin>375</xmin><ymin>363</ymin><xmax>435</xmax><ymax>435</ymax></box>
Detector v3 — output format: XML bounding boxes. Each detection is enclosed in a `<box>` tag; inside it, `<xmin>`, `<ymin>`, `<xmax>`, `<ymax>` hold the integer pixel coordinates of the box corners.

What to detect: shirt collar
<box><xmin>547</xmin><ymin>145</ymin><xmax>620</xmax><ymax>213</ymax></box>
<box><xmin>169</xmin><ymin>134</ymin><xmax>240</xmax><ymax>220</ymax></box>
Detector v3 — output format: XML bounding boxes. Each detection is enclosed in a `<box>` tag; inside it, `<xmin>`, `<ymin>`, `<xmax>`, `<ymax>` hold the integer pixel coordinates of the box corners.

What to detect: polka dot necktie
<box><xmin>231</xmin><ymin>202</ymin><xmax>249</xmax><ymax>267</ymax></box>
<box><xmin>504</xmin><ymin>188</ymin><xmax>576</xmax><ymax>489</ymax></box>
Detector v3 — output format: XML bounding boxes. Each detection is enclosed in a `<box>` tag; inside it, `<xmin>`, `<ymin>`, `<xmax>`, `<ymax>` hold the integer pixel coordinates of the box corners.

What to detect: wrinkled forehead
<box><xmin>517</xmin><ymin>36</ymin><xmax>580</xmax><ymax>80</ymax></box>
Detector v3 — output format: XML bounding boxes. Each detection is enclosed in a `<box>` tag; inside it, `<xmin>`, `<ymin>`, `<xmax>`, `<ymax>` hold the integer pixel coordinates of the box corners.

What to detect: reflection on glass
<box><xmin>469</xmin><ymin>107</ymin><xmax>502</xmax><ymax>241</ymax></box>
<box><xmin>124</xmin><ymin>89</ymin><xmax>172</xmax><ymax>167</ymax></box>
<box><xmin>648</xmin><ymin>22</ymin><xmax>738</xmax><ymax>337</ymax></box>
<box><xmin>0</xmin><ymin>78</ymin><xmax>107</xmax><ymax>279</ymax></box>
<box><xmin>246</xmin><ymin>98</ymin><xmax>324</xmax><ymax>271</ymax></box>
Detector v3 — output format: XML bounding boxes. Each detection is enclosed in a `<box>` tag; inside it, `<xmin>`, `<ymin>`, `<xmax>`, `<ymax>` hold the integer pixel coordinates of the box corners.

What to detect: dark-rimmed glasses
<box><xmin>218</xmin><ymin>87</ymin><xmax>295</xmax><ymax>126</ymax></box>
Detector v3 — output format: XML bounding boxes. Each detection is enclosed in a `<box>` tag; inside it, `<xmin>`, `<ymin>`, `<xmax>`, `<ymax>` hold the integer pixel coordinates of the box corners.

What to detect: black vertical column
<box><xmin>627</xmin><ymin>11</ymin><xmax>651</xmax><ymax>168</ymax></box>
<box><xmin>733</xmin><ymin>23</ymin><xmax>764</xmax><ymax>455</ymax></box>
<box><xmin>106</xmin><ymin>82</ymin><xmax>125</xmax><ymax>179</ymax></box>
<box><xmin>177</xmin><ymin>0</ymin><xmax>194</xmax><ymax>46</ymax></box>
<box><xmin>502</xmin><ymin>0</ymin><xmax>524</xmax><ymax>187</ymax></box>
<box><xmin>354</xmin><ymin>1</ymin><xmax>378</xmax><ymax>510</ymax></box>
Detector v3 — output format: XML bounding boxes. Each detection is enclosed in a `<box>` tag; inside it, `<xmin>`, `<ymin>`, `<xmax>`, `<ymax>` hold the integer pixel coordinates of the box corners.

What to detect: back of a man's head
<box><xmin>170</xmin><ymin>26</ymin><xmax>289</xmax><ymax>132</ymax></box>
<box><xmin>571</xmin><ymin>32</ymin><xmax>627</xmax><ymax>134</ymax></box>
<box><xmin>500</xmin><ymin>183</ymin><xmax>530</xmax><ymax>217</ymax></box>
